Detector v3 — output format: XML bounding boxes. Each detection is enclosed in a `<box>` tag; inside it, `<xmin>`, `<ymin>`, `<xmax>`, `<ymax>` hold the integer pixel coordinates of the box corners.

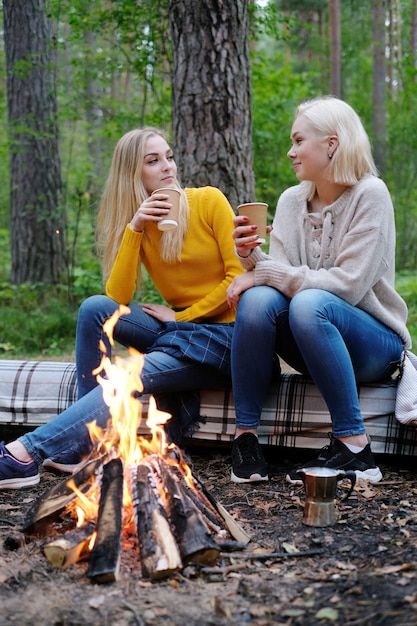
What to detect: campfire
<box><xmin>22</xmin><ymin>307</ymin><xmax>249</xmax><ymax>583</ymax></box>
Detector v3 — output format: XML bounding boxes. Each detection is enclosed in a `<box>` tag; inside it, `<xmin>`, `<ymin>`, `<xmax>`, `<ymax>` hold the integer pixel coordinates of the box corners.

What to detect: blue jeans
<box><xmin>20</xmin><ymin>294</ymin><xmax>231</xmax><ymax>466</ymax></box>
<box><xmin>232</xmin><ymin>287</ymin><xmax>403</xmax><ymax>437</ymax></box>
<box><xmin>76</xmin><ymin>295</ymin><xmax>171</xmax><ymax>398</ymax></box>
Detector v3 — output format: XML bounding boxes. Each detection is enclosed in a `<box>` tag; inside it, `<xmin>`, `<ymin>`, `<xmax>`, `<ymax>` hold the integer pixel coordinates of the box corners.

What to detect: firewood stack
<box><xmin>23</xmin><ymin>450</ymin><xmax>250</xmax><ymax>583</ymax></box>
<box><xmin>22</xmin><ymin>313</ymin><xmax>250</xmax><ymax>582</ymax></box>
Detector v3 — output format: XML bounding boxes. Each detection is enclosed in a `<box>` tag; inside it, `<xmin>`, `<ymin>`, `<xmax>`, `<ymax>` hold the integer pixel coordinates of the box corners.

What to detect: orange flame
<box><xmin>70</xmin><ymin>305</ymin><xmax>195</xmax><ymax>527</ymax></box>
<box><xmin>67</xmin><ymin>477</ymin><xmax>99</xmax><ymax>526</ymax></box>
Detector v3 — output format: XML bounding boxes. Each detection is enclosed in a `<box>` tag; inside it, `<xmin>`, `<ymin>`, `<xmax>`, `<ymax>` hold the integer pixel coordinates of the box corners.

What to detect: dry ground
<box><xmin>0</xmin><ymin>443</ymin><xmax>416</xmax><ymax>626</ymax></box>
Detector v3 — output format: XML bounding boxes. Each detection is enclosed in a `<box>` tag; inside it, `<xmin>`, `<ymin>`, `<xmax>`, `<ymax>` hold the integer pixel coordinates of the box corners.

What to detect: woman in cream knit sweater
<box><xmin>227</xmin><ymin>96</ymin><xmax>411</xmax><ymax>485</ymax></box>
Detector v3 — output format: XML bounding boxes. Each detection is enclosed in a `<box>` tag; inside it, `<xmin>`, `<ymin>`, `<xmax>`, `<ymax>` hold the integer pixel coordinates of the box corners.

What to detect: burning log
<box><xmin>87</xmin><ymin>458</ymin><xmax>124</xmax><ymax>584</ymax></box>
<box><xmin>191</xmin><ymin>474</ymin><xmax>251</xmax><ymax>546</ymax></box>
<box><xmin>23</xmin><ymin>455</ymin><xmax>107</xmax><ymax>535</ymax></box>
<box><xmin>129</xmin><ymin>461</ymin><xmax>182</xmax><ymax>580</ymax></box>
<box><xmin>171</xmin><ymin>470</ymin><xmax>228</xmax><ymax>537</ymax></box>
<box><xmin>151</xmin><ymin>456</ymin><xmax>220</xmax><ymax>566</ymax></box>
<box><xmin>42</xmin><ymin>522</ymin><xmax>95</xmax><ymax>569</ymax></box>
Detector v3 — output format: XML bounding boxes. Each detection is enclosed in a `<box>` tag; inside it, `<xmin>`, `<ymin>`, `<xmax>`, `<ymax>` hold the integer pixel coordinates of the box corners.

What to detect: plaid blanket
<box><xmin>1</xmin><ymin>360</ymin><xmax>415</xmax><ymax>455</ymax></box>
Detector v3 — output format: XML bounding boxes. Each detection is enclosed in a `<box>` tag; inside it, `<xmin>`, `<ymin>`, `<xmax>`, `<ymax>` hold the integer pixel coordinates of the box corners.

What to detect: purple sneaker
<box><xmin>0</xmin><ymin>442</ymin><xmax>40</xmax><ymax>489</ymax></box>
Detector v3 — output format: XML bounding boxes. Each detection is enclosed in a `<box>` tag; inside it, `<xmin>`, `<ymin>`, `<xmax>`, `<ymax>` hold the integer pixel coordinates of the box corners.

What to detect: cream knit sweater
<box><xmin>240</xmin><ymin>175</ymin><xmax>411</xmax><ymax>349</ymax></box>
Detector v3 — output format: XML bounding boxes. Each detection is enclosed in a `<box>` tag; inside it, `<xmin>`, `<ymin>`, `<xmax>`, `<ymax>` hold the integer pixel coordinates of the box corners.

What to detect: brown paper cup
<box><xmin>237</xmin><ymin>202</ymin><xmax>268</xmax><ymax>243</ymax></box>
<box><xmin>153</xmin><ymin>187</ymin><xmax>181</xmax><ymax>231</ymax></box>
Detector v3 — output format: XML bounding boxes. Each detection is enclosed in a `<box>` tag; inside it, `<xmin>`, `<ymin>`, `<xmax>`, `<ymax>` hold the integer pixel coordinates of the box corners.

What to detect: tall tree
<box><xmin>328</xmin><ymin>0</ymin><xmax>341</xmax><ymax>97</ymax></box>
<box><xmin>372</xmin><ymin>0</ymin><xmax>386</xmax><ymax>173</ymax></box>
<box><xmin>169</xmin><ymin>0</ymin><xmax>255</xmax><ymax>210</ymax></box>
<box><xmin>3</xmin><ymin>0</ymin><xmax>66</xmax><ymax>284</ymax></box>
<box><xmin>411</xmin><ymin>0</ymin><xmax>417</xmax><ymax>67</ymax></box>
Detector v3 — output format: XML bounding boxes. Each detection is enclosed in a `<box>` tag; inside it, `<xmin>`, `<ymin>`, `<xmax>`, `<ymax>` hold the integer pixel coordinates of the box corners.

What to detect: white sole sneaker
<box><xmin>355</xmin><ymin>467</ymin><xmax>383</xmax><ymax>483</ymax></box>
<box><xmin>0</xmin><ymin>473</ymin><xmax>40</xmax><ymax>489</ymax></box>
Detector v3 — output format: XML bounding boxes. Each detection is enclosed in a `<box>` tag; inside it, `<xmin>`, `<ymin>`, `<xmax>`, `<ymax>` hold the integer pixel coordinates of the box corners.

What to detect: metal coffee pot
<box><xmin>295</xmin><ymin>467</ymin><xmax>356</xmax><ymax>527</ymax></box>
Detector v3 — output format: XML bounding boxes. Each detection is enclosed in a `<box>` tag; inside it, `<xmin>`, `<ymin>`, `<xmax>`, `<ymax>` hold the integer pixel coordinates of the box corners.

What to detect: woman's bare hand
<box><xmin>141</xmin><ymin>303</ymin><xmax>176</xmax><ymax>322</ymax></box>
<box><xmin>130</xmin><ymin>193</ymin><xmax>172</xmax><ymax>232</ymax></box>
<box><xmin>232</xmin><ymin>215</ymin><xmax>272</xmax><ymax>257</ymax></box>
<box><xmin>226</xmin><ymin>272</ymin><xmax>255</xmax><ymax>308</ymax></box>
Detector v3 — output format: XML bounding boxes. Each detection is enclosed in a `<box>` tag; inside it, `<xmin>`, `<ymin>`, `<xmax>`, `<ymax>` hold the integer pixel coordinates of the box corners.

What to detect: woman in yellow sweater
<box><xmin>0</xmin><ymin>128</ymin><xmax>243</xmax><ymax>487</ymax></box>
<box><xmin>76</xmin><ymin>127</ymin><xmax>241</xmax><ymax>400</ymax></box>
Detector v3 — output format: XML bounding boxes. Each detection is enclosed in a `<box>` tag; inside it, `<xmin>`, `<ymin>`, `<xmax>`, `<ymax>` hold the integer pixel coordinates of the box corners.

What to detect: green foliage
<box><xmin>396</xmin><ymin>271</ymin><xmax>417</xmax><ymax>348</ymax></box>
<box><xmin>251</xmin><ymin>52</ymin><xmax>316</xmax><ymax>214</ymax></box>
<box><xmin>0</xmin><ymin>281</ymin><xmax>79</xmax><ymax>357</ymax></box>
<box><xmin>385</xmin><ymin>59</ymin><xmax>417</xmax><ymax>270</ymax></box>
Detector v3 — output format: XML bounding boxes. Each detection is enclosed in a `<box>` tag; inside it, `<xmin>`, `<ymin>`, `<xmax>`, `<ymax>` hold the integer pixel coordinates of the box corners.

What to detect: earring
<box><xmin>328</xmin><ymin>152</ymin><xmax>333</xmax><ymax>159</ymax></box>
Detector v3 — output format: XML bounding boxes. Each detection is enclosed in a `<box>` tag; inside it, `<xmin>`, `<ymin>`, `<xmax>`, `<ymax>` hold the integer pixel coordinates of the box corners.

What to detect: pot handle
<box><xmin>338</xmin><ymin>470</ymin><xmax>356</xmax><ymax>502</ymax></box>
<box><xmin>294</xmin><ymin>469</ymin><xmax>306</xmax><ymax>484</ymax></box>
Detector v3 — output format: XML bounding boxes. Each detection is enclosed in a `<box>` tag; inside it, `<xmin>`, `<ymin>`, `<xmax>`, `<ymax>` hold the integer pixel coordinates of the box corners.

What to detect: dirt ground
<box><xmin>0</xmin><ymin>442</ymin><xmax>416</xmax><ymax>626</ymax></box>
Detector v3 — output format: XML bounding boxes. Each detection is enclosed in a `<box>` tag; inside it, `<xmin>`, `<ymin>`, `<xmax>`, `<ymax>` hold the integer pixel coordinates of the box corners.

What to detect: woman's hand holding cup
<box><xmin>130</xmin><ymin>192</ymin><xmax>174</xmax><ymax>232</ymax></box>
<box><xmin>233</xmin><ymin>202</ymin><xmax>271</xmax><ymax>258</ymax></box>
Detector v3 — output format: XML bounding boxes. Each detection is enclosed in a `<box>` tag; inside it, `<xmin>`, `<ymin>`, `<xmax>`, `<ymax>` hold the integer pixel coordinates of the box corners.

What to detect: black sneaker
<box><xmin>0</xmin><ymin>442</ymin><xmax>40</xmax><ymax>489</ymax></box>
<box><xmin>231</xmin><ymin>433</ymin><xmax>268</xmax><ymax>483</ymax></box>
<box><xmin>286</xmin><ymin>435</ymin><xmax>382</xmax><ymax>485</ymax></box>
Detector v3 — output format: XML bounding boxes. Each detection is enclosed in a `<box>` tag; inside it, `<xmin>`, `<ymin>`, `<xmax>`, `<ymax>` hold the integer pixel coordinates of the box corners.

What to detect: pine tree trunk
<box><xmin>169</xmin><ymin>0</ymin><xmax>255</xmax><ymax>210</ymax></box>
<box><xmin>328</xmin><ymin>0</ymin><xmax>341</xmax><ymax>97</ymax></box>
<box><xmin>372</xmin><ymin>0</ymin><xmax>387</xmax><ymax>174</ymax></box>
<box><xmin>3</xmin><ymin>0</ymin><xmax>67</xmax><ymax>284</ymax></box>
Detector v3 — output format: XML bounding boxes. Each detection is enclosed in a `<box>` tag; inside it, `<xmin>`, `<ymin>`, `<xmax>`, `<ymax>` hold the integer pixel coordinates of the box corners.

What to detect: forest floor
<box><xmin>0</xmin><ymin>443</ymin><xmax>416</xmax><ymax>626</ymax></box>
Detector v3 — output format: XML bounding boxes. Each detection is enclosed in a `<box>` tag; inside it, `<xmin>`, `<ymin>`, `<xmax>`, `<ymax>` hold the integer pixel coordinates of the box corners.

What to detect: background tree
<box><xmin>169</xmin><ymin>0</ymin><xmax>255</xmax><ymax>209</ymax></box>
<box><xmin>328</xmin><ymin>0</ymin><xmax>341</xmax><ymax>97</ymax></box>
<box><xmin>373</xmin><ymin>0</ymin><xmax>387</xmax><ymax>173</ymax></box>
<box><xmin>3</xmin><ymin>0</ymin><xmax>66</xmax><ymax>284</ymax></box>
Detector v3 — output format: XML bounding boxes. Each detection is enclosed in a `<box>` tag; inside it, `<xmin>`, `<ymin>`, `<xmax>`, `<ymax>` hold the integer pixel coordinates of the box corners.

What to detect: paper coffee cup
<box><xmin>152</xmin><ymin>187</ymin><xmax>181</xmax><ymax>231</ymax></box>
<box><xmin>237</xmin><ymin>202</ymin><xmax>268</xmax><ymax>243</ymax></box>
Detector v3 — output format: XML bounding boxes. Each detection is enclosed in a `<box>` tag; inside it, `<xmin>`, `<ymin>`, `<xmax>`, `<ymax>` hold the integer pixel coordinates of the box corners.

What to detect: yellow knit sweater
<box><xmin>106</xmin><ymin>186</ymin><xmax>243</xmax><ymax>324</ymax></box>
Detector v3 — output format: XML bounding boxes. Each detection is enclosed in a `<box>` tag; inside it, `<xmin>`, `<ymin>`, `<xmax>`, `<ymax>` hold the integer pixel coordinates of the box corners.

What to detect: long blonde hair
<box><xmin>295</xmin><ymin>96</ymin><xmax>378</xmax><ymax>201</ymax></box>
<box><xmin>96</xmin><ymin>127</ymin><xmax>190</xmax><ymax>283</ymax></box>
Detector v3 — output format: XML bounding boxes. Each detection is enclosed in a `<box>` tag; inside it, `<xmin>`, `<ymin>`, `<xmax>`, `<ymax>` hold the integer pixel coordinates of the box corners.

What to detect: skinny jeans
<box><xmin>75</xmin><ymin>295</ymin><xmax>173</xmax><ymax>399</ymax></box>
<box><xmin>19</xmin><ymin>295</ymin><xmax>230</xmax><ymax>466</ymax></box>
<box><xmin>231</xmin><ymin>287</ymin><xmax>403</xmax><ymax>437</ymax></box>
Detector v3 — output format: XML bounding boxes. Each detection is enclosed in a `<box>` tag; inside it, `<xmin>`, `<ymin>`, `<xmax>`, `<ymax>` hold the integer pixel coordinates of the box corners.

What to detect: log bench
<box><xmin>0</xmin><ymin>359</ymin><xmax>416</xmax><ymax>456</ymax></box>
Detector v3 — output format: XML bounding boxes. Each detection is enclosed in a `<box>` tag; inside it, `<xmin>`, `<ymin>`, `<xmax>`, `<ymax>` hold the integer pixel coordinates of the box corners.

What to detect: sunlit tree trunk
<box><xmin>373</xmin><ymin>0</ymin><xmax>386</xmax><ymax>174</ymax></box>
<box><xmin>328</xmin><ymin>0</ymin><xmax>341</xmax><ymax>97</ymax></box>
<box><xmin>3</xmin><ymin>0</ymin><xmax>66</xmax><ymax>284</ymax></box>
<box><xmin>169</xmin><ymin>0</ymin><xmax>255</xmax><ymax>210</ymax></box>
<box><xmin>411</xmin><ymin>0</ymin><xmax>417</xmax><ymax>66</ymax></box>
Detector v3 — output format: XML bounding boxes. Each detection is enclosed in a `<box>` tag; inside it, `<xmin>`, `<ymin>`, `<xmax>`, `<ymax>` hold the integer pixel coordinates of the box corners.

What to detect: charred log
<box><xmin>191</xmin><ymin>474</ymin><xmax>251</xmax><ymax>545</ymax></box>
<box><xmin>129</xmin><ymin>461</ymin><xmax>182</xmax><ymax>579</ymax></box>
<box><xmin>43</xmin><ymin>521</ymin><xmax>95</xmax><ymax>569</ymax></box>
<box><xmin>152</xmin><ymin>456</ymin><xmax>220</xmax><ymax>566</ymax></box>
<box><xmin>87</xmin><ymin>458</ymin><xmax>124</xmax><ymax>583</ymax></box>
<box><xmin>23</xmin><ymin>455</ymin><xmax>107</xmax><ymax>535</ymax></box>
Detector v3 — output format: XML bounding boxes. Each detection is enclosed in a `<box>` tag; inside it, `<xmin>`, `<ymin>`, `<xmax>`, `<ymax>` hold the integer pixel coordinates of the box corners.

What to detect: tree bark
<box><xmin>411</xmin><ymin>0</ymin><xmax>417</xmax><ymax>66</ymax></box>
<box><xmin>373</xmin><ymin>0</ymin><xmax>387</xmax><ymax>174</ymax></box>
<box><xmin>328</xmin><ymin>0</ymin><xmax>342</xmax><ymax>97</ymax></box>
<box><xmin>3</xmin><ymin>0</ymin><xmax>67</xmax><ymax>284</ymax></box>
<box><xmin>169</xmin><ymin>0</ymin><xmax>255</xmax><ymax>210</ymax></box>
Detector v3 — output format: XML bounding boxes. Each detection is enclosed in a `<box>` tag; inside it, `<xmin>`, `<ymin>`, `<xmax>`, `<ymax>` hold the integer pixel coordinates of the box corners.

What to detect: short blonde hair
<box><xmin>96</xmin><ymin>127</ymin><xmax>189</xmax><ymax>284</ymax></box>
<box><xmin>295</xmin><ymin>96</ymin><xmax>378</xmax><ymax>200</ymax></box>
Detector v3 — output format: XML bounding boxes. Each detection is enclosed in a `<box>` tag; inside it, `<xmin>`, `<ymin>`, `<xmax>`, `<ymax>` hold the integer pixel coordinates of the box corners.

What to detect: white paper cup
<box><xmin>152</xmin><ymin>188</ymin><xmax>181</xmax><ymax>231</ymax></box>
<box><xmin>237</xmin><ymin>202</ymin><xmax>268</xmax><ymax>243</ymax></box>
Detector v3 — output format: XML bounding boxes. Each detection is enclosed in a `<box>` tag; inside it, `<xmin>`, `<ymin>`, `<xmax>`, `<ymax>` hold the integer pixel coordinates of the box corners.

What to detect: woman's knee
<box><xmin>77</xmin><ymin>295</ymin><xmax>120</xmax><ymax>327</ymax></box>
<box><xmin>239</xmin><ymin>286</ymin><xmax>288</xmax><ymax>320</ymax></box>
<box><xmin>290</xmin><ymin>288</ymin><xmax>331</xmax><ymax>320</ymax></box>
